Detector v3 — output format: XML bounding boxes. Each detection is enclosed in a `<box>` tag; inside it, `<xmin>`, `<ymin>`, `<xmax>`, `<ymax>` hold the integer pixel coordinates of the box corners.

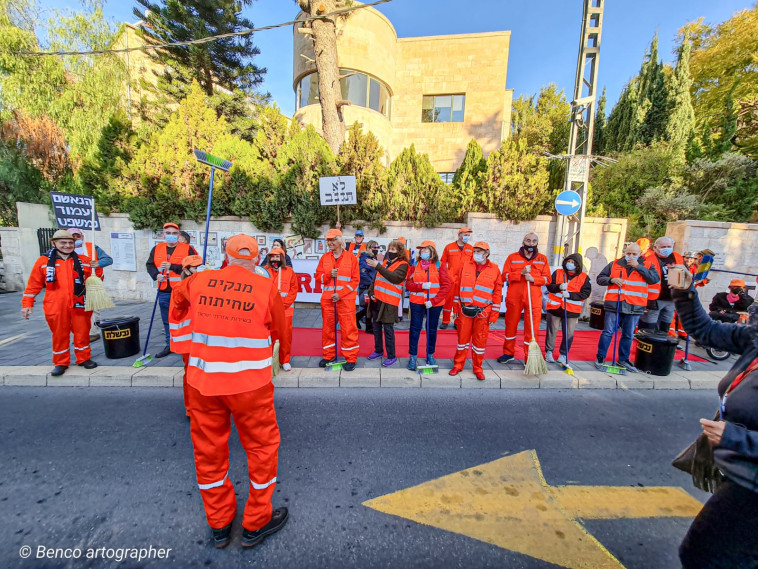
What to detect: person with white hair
<box><xmin>639</xmin><ymin>236</ymin><xmax>684</xmax><ymax>334</ymax></box>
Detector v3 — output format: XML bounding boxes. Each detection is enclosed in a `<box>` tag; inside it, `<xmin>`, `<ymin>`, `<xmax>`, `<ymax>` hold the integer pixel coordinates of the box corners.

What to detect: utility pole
<box><xmin>552</xmin><ymin>0</ymin><xmax>604</xmax><ymax>266</ymax></box>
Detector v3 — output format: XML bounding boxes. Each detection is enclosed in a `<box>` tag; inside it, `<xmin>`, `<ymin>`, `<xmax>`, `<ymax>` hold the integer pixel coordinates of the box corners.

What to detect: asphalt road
<box><xmin>0</xmin><ymin>387</ymin><xmax>717</xmax><ymax>569</ymax></box>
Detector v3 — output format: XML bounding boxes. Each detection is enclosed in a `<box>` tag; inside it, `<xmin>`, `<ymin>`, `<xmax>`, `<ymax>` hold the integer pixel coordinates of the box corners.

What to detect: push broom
<box><xmin>84</xmin><ymin>197</ymin><xmax>114</xmax><ymax>311</ymax></box>
<box><xmin>524</xmin><ymin>274</ymin><xmax>548</xmax><ymax>376</ymax></box>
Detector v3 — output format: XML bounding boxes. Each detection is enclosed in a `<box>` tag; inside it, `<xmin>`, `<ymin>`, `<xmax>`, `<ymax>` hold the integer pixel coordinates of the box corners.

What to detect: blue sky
<box><xmin>38</xmin><ymin>0</ymin><xmax>753</xmax><ymax>117</ymax></box>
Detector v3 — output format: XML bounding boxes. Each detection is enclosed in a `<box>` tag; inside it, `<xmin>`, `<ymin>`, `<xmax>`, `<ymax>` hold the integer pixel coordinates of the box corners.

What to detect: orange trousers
<box><xmin>321</xmin><ymin>298</ymin><xmax>359</xmax><ymax>363</ymax></box>
<box><xmin>441</xmin><ymin>286</ymin><xmax>459</xmax><ymax>325</ymax></box>
<box><xmin>453</xmin><ymin>314</ymin><xmax>491</xmax><ymax>374</ymax></box>
<box><xmin>45</xmin><ymin>307</ymin><xmax>92</xmax><ymax>366</ymax></box>
<box><xmin>187</xmin><ymin>382</ymin><xmax>280</xmax><ymax>531</ymax></box>
<box><xmin>502</xmin><ymin>296</ymin><xmax>542</xmax><ymax>359</ymax></box>
<box><xmin>279</xmin><ymin>306</ymin><xmax>294</xmax><ymax>365</ymax></box>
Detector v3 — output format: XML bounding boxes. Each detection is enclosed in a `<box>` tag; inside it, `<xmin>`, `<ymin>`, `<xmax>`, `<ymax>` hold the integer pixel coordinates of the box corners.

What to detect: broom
<box><xmin>524</xmin><ymin>276</ymin><xmax>547</xmax><ymax>376</ymax></box>
<box><xmin>272</xmin><ymin>340</ymin><xmax>281</xmax><ymax>377</ymax></box>
<box><xmin>85</xmin><ymin>198</ymin><xmax>115</xmax><ymax>311</ymax></box>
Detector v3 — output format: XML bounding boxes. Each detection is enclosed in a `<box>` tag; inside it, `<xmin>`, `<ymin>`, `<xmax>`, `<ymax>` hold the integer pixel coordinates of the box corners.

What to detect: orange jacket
<box><xmin>502</xmin><ymin>251</ymin><xmax>551</xmax><ymax>302</ymax></box>
<box><xmin>603</xmin><ymin>261</ymin><xmax>651</xmax><ymax>307</ymax></box>
<box><xmin>172</xmin><ymin>265</ymin><xmax>286</xmax><ymax>396</ymax></box>
<box><xmin>168</xmin><ymin>277</ymin><xmax>195</xmax><ymax>354</ymax></box>
<box><xmin>154</xmin><ymin>242</ymin><xmax>191</xmax><ymax>292</ymax></box>
<box><xmin>23</xmin><ymin>254</ymin><xmax>101</xmax><ymax>312</ymax></box>
<box><xmin>347</xmin><ymin>242</ymin><xmax>366</xmax><ymax>256</ymax></box>
<box><xmin>315</xmin><ymin>251</ymin><xmax>360</xmax><ymax>302</ymax></box>
<box><xmin>441</xmin><ymin>241</ymin><xmax>474</xmax><ymax>283</ymax></box>
<box><xmin>373</xmin><ymin>258</ymin><xmax>409</xmax><ymax>307</ymax></box>
<box><xmin>457</xmin><ymin>260</ymin><xmax>503</xmax><ymax>322</ymax></box>
<box><xmin>646</xmin><ymin>252</ymin><xmax>684</xmax><ymax>301</ymax></box>
<box><xmin>546</xmin><ymin>270</ymin><xmax>589</xmax><ymax>314</ymax></box>
<box><xmin>269</xmin><ymin>265</ymin><xmax>298</xmax><ymax>309</ymax></box>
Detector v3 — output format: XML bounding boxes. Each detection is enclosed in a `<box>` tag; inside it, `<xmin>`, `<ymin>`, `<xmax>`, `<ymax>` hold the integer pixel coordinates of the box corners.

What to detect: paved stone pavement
<box><xmin>0</xmin><ymin>290</ymin><xmax>734</xmax><ymax>389</ymax></box>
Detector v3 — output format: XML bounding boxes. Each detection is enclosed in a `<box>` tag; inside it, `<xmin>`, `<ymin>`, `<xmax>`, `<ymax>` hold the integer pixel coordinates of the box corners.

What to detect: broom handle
<box><xmin>91</xmin><ymin>197</ymin><xmax>97</xmax><ymax>262</ymax></box>
<box><xmin>143</xmin><ymin>290</ymin><xmax>161</xmax><ymax>357</ymax></box>
<box><xmin>526</xmin><ymin>281</ymin><xmax>535</xmax><ymax>342</ymax></box>
<box><xmin>562</xmin><ymin>291</ymin><xmax>570</xmax><ymax>365</ymax></box>
<box><xmin>611</xmin><ymin>294</ymin><xmax>621</xmax><ymax>365</ymax></box>
<box><xmin>334</xmin><ymin>273</ymin><xmax>339</xmax><ymax>360</ymax></box>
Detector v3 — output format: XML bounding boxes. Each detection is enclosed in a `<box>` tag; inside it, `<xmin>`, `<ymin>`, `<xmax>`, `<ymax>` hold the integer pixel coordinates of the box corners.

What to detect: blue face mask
<box><xmin>420</xmin><ymin>252</ymin><xmax>431</xmax><ymax>261</ymax></box>
<box><xmin>565</xmin><ymin>262</ymin><xmax>576</xmax><ymax>272</ymax></box>
<box><xmin>165</xmin><ymin>234</ymin><xmax>179</xmax><ymax>244</ymax></box>
<box><xmin>659</xmin><ymin>247</ymin><xmax>674</xmax><ymax>257</ymax></box>
<box><xmin>461</xmin><ymin>235</ymin><xmax>470</xmax><ymax>244</ymax></box>
<box><xmin>74</xmin><ymin>240</ymin><xmax>83</xmax><ymax>247</ymax></box>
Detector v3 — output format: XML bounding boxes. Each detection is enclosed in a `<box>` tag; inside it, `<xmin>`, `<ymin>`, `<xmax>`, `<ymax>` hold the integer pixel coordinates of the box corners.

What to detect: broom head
<box><xmin>85</xmin><ymin>276</ymin><xmax>115</xmax><ymax>311</ymax></box>
<box><xmin>271</xmin><ymin>340</ymin><xmax>281</xmax><ymax>377</ymax></box>
<box><xmin>524</xmin><ymin>339</ymin><xmax>548</xmax><ymax>376</ymax></box>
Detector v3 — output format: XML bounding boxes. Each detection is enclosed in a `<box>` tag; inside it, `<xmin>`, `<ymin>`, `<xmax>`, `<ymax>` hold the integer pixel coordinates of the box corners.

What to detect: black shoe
<box><xmin>594</xmin><ymin>357</ymin><xmax>605</xmax><ymax>370</ymax></box>
<box><xmin>211</xmin><ymin>523</ymin><xmax>233</xmax><ymax>549</ymax></box>
<box><xmin>241</xmin><ymin>507</ymin><xmax>289</xmax><ymax>549</ymax></box>
<box><xmin>365</xmin><ymin>327</ymin><xmax>374</xmax><ymax>335</ymax></box>
<box><xmin>318</xmin><ymin>358</ymin><xmax>334</xmax><ymax>368</ymax></box>
<box><xmin>155</xmin><ymin>346</ymin><xmax>172</xmax><ymax>358</ymax></box>
<box><xmin>619</xmin><ymin>360</ymin><xmax>639</xmax><ymax>373</ymax></box>
<box><xmin>78</xmin><ymin>359</ymin><xmax>98</xmax><ymax>369</ymax></box>
<box><xmin>343</xmin><ymin>362</ymin><xmax>356</xmax><ymax>372</ymax></box>
<box><xmin>439</xmin><ymin>322</ymin><xmax>449</xmax><ymax>330</ymax></box>
<box><xmin>50</xmin><ymin>365</ymin><xmax>68</xmax><ymax>377</ymax></box>
<box><xmin>496</xmin><ymin>354</ymin><xmax>514</xmax><ymax>364</ymax></box>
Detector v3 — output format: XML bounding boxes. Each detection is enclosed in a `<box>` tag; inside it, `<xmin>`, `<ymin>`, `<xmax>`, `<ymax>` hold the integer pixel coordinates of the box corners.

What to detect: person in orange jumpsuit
<box><xmin>497</xmin><ymin>232</ymin><xmax>551</xmax><ymax>363</ymax></box>
<box><xmin>265</xmin><ymin>245</ymin><xmax>298</xmax><ymax>371</ymax></box>
<box><xmin>172</xmin><ymin>234</ymin><xmax>288</xmax><ymax>549</ymax></box>
<box><xmin>315</xmin><ymin>228</ymin><xmax>360</xmax><ymax>371</ymax></box>
<box><xmin>21</xmin><ymin>230</ymin><xmax>102</xmax><ymax>376</ymax></box>
<box><xmin>449</xmin><ymin>242</ymin><xmax>503</xmax><ymax>380</ymax></box>
<box><xmin>439</xmin><ymin>227</ymin><xmax>474</xmax><ymax>329</ymax></box>
<box><xmin>169</xmin><ymin>254</ymin><xmax>204</xmax><ymax>416</ymax></box>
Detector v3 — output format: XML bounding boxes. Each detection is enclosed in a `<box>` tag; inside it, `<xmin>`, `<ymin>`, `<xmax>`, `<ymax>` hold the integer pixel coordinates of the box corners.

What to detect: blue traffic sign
<box><xmin>555</xmin><ymin>190</ymin><xmax>582</xmax><ymax>216</ymax></box>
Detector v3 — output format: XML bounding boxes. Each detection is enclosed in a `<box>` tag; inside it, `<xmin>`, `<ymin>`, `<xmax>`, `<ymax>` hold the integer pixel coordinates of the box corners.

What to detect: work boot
<box><xmin>50</xmin><ymin>365</ymin><xmax>68</xmax><ymax>377</ymax></box>
<box><xmin>77</xmin><ymin>359</ymin><xmax>98</xmax><ymax>370</ymax></box>
<box><xmin>656</xmin><ymin>321</ymin><xmax>670</xmax><ymax>336</ymax></box>
<box><xmin>155</xmin><ymin>346</ymin><xmax>172</xmax><ymax>358</ymax></box>
<box><xmin>211</xmin><ymin>523</ymin><xmax>233</xmax><ymax>549</ymax></box>
<box><xmin>594</xmin><ymin>356</ymin><xmax>604</xmax><ymax>370</ymax></box>
<box><xmin>241</xmin><ymin>508</ymin><xmax>289</xmax><ymax>549</ymax></box>
<box><xmin>426</xmin><ymin>354</ymin><xmax>437</xmax><ymax>367</ymax></box>
<box><xmin>407</xmin><ymin>355</ymin><xmax>417</xmax><ymax>371</ymax></box>
<box><xmin>496</xmin><ymin>353</ymin><xmax>514</xmax><ymax>364</ymax></box>
<box><xmin>318</xmin><ymin>358</ymin><xmax>334</xmax><ymax>368</ymax></box>
<box><xmin>365</xmin><ymin>326</ymin><xmax>374</xmax><ymax>335</ymax></box>
<box><xmin>342</xmin><ymin>362</ymin><xmax>356</xmax><ymax>372</ymax></box>
<box><xmin>545</xmin><ymin>352</ymin><xmax>556</xmax><ymax>363</ymax></box>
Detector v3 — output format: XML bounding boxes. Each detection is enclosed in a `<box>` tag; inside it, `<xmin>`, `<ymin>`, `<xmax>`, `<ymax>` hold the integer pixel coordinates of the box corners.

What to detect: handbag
<box><xmin>460</xmin><ymin>303</ymin><xmax>485</xmax><ymax>318</ymax></box>
<box><xmin>671</xmin><ymin>410</ymin><xmax>724</xmax><ymax>493</ymax></box>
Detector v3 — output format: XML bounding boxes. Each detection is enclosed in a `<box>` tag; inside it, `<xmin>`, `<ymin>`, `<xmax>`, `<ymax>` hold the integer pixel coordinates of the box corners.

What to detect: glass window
<box><xmin>369</xmin><ymin>78</ymin><xmax>391</xmax><ymax>117</ymax></box>
<box><xmin>439</xmin><ymin>173</ymin><xmax>455</xmax><ymax>185</ymax></box>
<box><xmin>299</xmin><ymin>74</ymin><xmax>319</xmax><ymax>108</ymax></box>
<box><xmin>340</xmin><ymin>69</ymin><xmax>367</xmax><ymax>108</ymax></box>
<box><xmin>421</xmin><ymin>94</ymin><xmax>466</xmax><ymax>123</ymax></box>
<box><xmin>297</xmin><ymin>69</ymin><xmax>390</xmax><ymax>117</ymax></box>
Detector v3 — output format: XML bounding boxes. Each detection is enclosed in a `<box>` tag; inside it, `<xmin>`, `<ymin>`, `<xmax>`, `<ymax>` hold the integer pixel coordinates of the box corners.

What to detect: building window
<box><xmin>439</xmin><ymin>173</ymin><xmax>455</xmax><ymax>185</ymax></box>
<box><xmin>422</xmin><ymin>94</ymin><xmax>465</xmax><ymax>123</ymax></box>
<box><xmin>296</xmin><ymin>69</ymin><xmax>391</xmax><ymax>118</ymax></box>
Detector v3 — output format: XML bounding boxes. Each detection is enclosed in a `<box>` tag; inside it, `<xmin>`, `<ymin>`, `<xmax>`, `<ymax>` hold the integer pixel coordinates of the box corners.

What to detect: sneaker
<box><xmin>342</xmin><ymin>362</ymin><xmax>356</xmax><ymax>372</ymax></box>
<box><xmin>318</xmin><ymin>358</ymin><xmax>334</xmax><ymax>368</ymax></box>
<box><xmin>382</xmin><ymin>357</ymin><xmax>397</xmax><ymax>367</ymax></box>
<box><xmin>77</xmin><ymin>359</ymin><xmax>98</xmax><ymax>369</ymax></box>
<box><xmin>545</xmin><ymin>352</ymin><xmax>556</xmax><ymax>363</ymax></box>
<box><xmin>155</xmin><ymin>346</ymin><xmax>172</xmax><ymax>358</ymax></box>
<box><xmin>241</xmin><ymin>507</ymin><xmax>289</xmax><ymax>549</ymax></box>
<box><xmin>594</xmin><ymin>356</ymin><xmax>604</xmax><ymax>370</ymax></box>
<box><xmin>448</xmin><ymin>367</ymin><xmax>462</xmax><ymax>376</ymax></box>
<box><xmin>619</xmin><ymin>360</ymin><xmax>639</xmax><ymax>373</ymax></box>
<box><xmin>212</xmin><ymin>523</ymin><xmax>233</xmax><ymax>549</ymax></box>
<box><xmin>426</xmin><ymin>354</ymin><xmax>437</xmax><ymax>367</ymax></box>
<box><xmin>407</xmin><ymin>355</ymin><xmax>417</xmax><ymax>371</ymax></box>
<box><xmin>282</xmin><ymin>363</ymin><xmax>292</xmax><ymax>372</ymax></box>
<box><xmin>475</xmin><ymin>371</ymin><xmax>486</xmax><ymax>381</ymax></box>
<box><xmin>367</xmin><ymin>351</ymin><xmax>383</xmax><ymax>360</ymax></box>
<box><xmin>556</xmin><ymin>354</ymin><xmax>567</xmax><ymax>365</ymax></box>
<box><xmin>50</xmin><ymin>365</ymin><xmax>68</xmax><ymax>377</ymax></box>
<box><xmin>439</xmin><ymin>322</ymin><xmax>449</xmax><ymax>330</ymax></box>
<box><xmin>496</xmin><ymin>353</ymin><xmax>514</xmax><ymax>364</ymax></box>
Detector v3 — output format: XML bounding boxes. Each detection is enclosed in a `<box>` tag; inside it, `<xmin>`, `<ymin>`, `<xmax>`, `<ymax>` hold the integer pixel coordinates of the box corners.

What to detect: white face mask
<box><xmin>473</xmin><ymin>252</ymin><xmax>486</xmax><ymax>264</ymax></box>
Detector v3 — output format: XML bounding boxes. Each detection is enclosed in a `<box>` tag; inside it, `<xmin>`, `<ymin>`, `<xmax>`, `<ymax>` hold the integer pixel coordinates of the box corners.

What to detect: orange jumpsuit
<box><xmin>453</xmin><ymin>260</ymin><xmax>503</xmax><ymax>374</ymax></box>
<box><xmin>269</xmin><ymin>265</ymin><xmax>298</xmax><ymax>364</ymax></box>
<box><xmin>440</xmin><ymin>241</ymin><xmax>474</xmax><ymax>325</ymax></box>
<box><xmin>168</xmin><ymin>277</ymin><xmax>196</xmax><ymax>412</ymax></box>
<box><xmin>23</xmin><ymin>253</ymin><xmax>101</xmax><ymax>366</ymax></box>
<box><xmin>501</xmin><ymin>251</ymin><xmax>551</xmax><ymax>359</ymax></box>
<box><xmin>172</xmin><ymin>264</ymin><xmax>286</xmax><ymax>532</ymax></box>
<box><xmin>315</xmin><ymin>251</ymin><xmax>360</xmax><ymax>363</ymax></box>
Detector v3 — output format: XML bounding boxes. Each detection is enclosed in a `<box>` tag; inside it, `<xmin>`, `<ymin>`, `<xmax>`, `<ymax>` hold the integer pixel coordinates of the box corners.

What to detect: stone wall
<box><xmin>0</xmin><ymin>227</ymin><xmax>24</xmax><ymax>291</ymax></box>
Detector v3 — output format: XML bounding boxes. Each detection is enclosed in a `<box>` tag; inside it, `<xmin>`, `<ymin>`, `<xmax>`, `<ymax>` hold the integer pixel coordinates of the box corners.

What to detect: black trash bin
<box><xmin>589</xmin><ymin>301</ymin><xmax>606</xmax><ymax>330</ymax></box>
<box><xmin>634</xmin><ymin>333</ymin><xmax>678</xmax><ymax>376</ymax></box>
<box><xmin>97</xmin><ymin>317</ymin><xmax>141</xmax><ymax>359</ymax></box>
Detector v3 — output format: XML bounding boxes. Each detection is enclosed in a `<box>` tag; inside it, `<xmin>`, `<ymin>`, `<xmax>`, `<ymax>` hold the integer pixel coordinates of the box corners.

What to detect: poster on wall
<box><xmin>109</xmin><ymin>232</ymin><xmax>137</xmax><ymax>271</ymax></box>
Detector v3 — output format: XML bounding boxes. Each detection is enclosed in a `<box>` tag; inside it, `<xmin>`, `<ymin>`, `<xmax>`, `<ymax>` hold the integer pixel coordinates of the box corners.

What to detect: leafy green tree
<box><xmin>0</xmin><ymin>142</ymin><xmax>47</xmax><ymax>225</ymax></box>
<box><xmin>451</xmin><ymin>139</ymin><xmax>485</xmax><ymax>220</ymax></box>
<box><xmin>637</xmin><ymin>186</ymin><xmax>701</xmax><ymax>236</ymax></box>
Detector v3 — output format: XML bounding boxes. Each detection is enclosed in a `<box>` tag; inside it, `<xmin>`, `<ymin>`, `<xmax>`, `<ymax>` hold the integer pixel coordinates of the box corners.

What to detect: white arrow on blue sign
<box><xmin>554</xmin><ymin>190</ymin><xmax>582</xmax><ymax>216</ymax></box>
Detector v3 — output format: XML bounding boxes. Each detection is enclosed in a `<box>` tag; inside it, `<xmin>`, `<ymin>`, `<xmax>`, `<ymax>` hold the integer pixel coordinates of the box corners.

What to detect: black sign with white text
<box><xmin>50</xmin><ymin>192</ymin><xmax>101</xmax><ymax>231</ymax></box>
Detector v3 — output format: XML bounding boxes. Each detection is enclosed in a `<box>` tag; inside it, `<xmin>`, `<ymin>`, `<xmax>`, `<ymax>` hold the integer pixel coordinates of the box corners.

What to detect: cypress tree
<box><xmin>593</xmin><ymin>87</ymin><xmax>607</xmax><ymax>155</ymax></box>
<box><xmin>666</xmin><ymin>31</ymin><xmax>696</xmax><ymax>157</ymax></box>
<box><xmin>638</xmin><ymin>34</ymin><xmax>669</xmax><ymax>144</ymax></box>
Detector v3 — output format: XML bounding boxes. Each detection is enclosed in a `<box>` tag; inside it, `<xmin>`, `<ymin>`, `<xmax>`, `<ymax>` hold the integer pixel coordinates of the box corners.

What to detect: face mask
<box><xmin>659</xmin><ymin>247</ymin><xmax>673</xmax><ymax>257</ymax></box>
<box><xmin>271</xmin><ymin>260</ymin><xmax>281</xmax><ymax>269</ymax></box>
<box><xmin>420</xmin><ymin>252</ymin><xmax>430</xmax><ymax>261</ymax></box>
<box><xmin>165</xmin><ymin>234</ymin><xmax>179</xmax><ymax>244</ymax></box>
<box><xmin>461</xmin><ymin>235</ymin><xmax>470</xmax><ymax>244</ymax></box>
<box><xmin>523</xmin><ymin>245</ymin><xmax>536</xmax><ymax>253</ymax></box>
<box><xmin>386</xmin><ymin>252</ymin><xmax>397</xmax><ymax>261</ymax></box>
<box><xmin>730</xmin><ymin>288</ymin><xmax>743</xmax><ymax>295</ymax></box>
<box><xmin>565</xmin><ymin>262</ymin><xmax>576</xmax><ymax>272</ymax></box>
<box><xmin>473</xmin><ymin>253</ymin><xmax>486</xmax><ymax>264</ymax></box>
<box><xmin>625</xmin><ymin>254</ymin><xmax>637</xmax><ymax>263</ymax></box>
<box><xmin>74</xmin><ymin>239</ymin><xmax>83</xmax><ymax>247</ymax></box>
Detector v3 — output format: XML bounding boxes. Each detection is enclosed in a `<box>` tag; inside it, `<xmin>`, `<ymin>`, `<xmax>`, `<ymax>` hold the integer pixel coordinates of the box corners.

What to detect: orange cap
<box><xmin>181</xmin><ymin>254</ymin><xmax>203</xmax><ymax>268</ymax></box>
<box><xmin>326</xmin><ymin>228</ymin><xmax>342</xmax><ymax>239</ymax></box>
<box><xmin>225</xmin><ymin>234</ymin><xmax>259</xmax><ymax>260</ymax></box>
<box><xmin>729</xmin><ymin>279</ymin><xmax>746</xmax><ymax>288</ymax></box>
<box><xmin>458</xmin><ymin>227</ymin><xmax>472</xmax><ymax>234</ymax></box>
<box><xmin>163</xmin><ymin>222</ymin><xmax>180</xmax><ymax>231</ymax></box>
<box><xmin>397</xmin><ymin>237</ymin><xmax>407</xmax><ymax>245</ymax></box>
<box><xmin>473</xmin><ymin>241</ymin><xmax>490</xmax><ymax>251</ymax></box>
<box><xmin>636</xmin><ymin>237</ymin><xmax>650</xmax><ymax>248</ymax></box>
<box><xmin>269</xmin><ymin>246</ymin><xmax>285</xmax><ymax>256</ymax></box>
<box><xmin>416</xmin><ymin>240</ymin><xmax>436</xmax><ymax>249</ymax></box>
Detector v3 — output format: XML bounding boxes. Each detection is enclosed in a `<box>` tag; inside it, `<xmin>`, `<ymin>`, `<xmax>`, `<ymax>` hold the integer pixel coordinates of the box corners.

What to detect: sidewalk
<box><xmin>0</xmin><ymin>291</ymin><xmax>733</xmax><ymax>389</ymax></box>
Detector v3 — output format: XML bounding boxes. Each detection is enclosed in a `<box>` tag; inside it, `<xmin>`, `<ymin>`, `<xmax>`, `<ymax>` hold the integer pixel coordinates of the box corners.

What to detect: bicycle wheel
<box><xmin>706</xmin><ymin>347</ymin><xmax>731</xmax><ymax>361</ymax></box>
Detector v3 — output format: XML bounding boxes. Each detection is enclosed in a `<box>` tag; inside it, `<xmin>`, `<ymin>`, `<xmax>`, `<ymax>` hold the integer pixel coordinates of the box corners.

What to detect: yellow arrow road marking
<box><xmin>363</xmin><ymin>450</ymin><xmax>702</xmax><ymax>569</ymax></box>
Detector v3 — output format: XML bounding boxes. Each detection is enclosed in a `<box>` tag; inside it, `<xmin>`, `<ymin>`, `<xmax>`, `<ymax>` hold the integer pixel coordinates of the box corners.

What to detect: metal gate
<box><xmin>36</xmin><ymin>228</ymin><xmax>57</xmax><ymax>255</ymax></box>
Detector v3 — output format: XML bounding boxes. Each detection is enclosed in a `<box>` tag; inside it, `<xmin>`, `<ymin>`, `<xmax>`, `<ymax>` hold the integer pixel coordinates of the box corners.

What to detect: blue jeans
<box><xmin>596</xmin><ymin>310</ymin><xmax>639</xmax><ymax>363</ymax></box>
<box><xmin>157</xmin><ymin>290</ymin><xmax>172</xmax><ymax>348</ymax></box>
<box><xmin>409</xmin><ymin>303</ymin><xmax>443</xmax><ymax>357</ymax></box>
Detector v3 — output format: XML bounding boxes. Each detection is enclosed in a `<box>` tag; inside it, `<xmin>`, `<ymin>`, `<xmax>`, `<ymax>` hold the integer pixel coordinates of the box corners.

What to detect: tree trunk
<box><xmin>298</xmin><ymin>0</ymin><xmax>346</xmax><ymax>154</ymax></box>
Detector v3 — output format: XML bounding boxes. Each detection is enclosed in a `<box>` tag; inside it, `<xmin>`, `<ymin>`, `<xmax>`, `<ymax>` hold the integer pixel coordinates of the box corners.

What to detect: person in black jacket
<box><xmin>544</xmin><ymin>253</ymin><xmax>592</xmax><ymax>365</ymax></box>
<box><xmin>356</xmin><ymin>241</ymin><xmax>379</xmax><ymax>332</ymax></box>
<box><xmin>671</xmin><ymin>267</ymin><xmax>758</xmax><ymax>569</ymax></box>
<box><xmin>709</xmin><ymin>278</ymin><xmax>754</xmax><ymax>323</ymax></box>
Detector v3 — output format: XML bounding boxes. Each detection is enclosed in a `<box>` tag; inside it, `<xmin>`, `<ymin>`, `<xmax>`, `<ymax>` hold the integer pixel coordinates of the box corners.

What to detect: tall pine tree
<box><xmin>666</xmin><ymin>31</ymin><xmax>696</xmax><ymax>158</ymax></box>
<box><xmin>637</xmin><ymin>34</ymin><xmax>669</xmax><ymax>144</ymax></box>
<box><xmin>593</xmin><ymin>87</ymin><xmax>607</xmax><ymax>155</ymax></box>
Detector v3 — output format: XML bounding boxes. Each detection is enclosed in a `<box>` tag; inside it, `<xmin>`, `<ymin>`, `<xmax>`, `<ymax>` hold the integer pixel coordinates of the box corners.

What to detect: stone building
<box><xmin>293</xmin><ymin>3</ymin><xmax>513</xmax><ymax>177</ymax></box>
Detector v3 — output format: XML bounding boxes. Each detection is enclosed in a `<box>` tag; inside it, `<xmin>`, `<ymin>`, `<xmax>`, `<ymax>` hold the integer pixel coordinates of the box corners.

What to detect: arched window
<box><xmin>297</xmin><ymin>69</ymin><xmax>391</xmax><ymax>118</ymax></box>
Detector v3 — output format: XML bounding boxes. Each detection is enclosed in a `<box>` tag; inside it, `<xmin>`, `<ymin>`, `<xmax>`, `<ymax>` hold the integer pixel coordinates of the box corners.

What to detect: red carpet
<box><xmin>290</xmin><ymin>327</ymin><xmax>706</xmax><ymax>362</ymax></box>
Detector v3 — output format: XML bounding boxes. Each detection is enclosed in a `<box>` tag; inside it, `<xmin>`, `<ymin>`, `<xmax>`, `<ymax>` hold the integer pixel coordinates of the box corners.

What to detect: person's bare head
<box><xmin>624</xmin><ymin>243</ymin><xmax>642</xmax><ymax>258</ymax></box>
<box><xmin>523</xmin><ymin>233</ymin><xmax>538</xmax><ymax>247</ymax></box>
<box><xmin>654</xmin><ymin>236</ymin><xmax>675</xmax><ymax>256</ymax></box>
